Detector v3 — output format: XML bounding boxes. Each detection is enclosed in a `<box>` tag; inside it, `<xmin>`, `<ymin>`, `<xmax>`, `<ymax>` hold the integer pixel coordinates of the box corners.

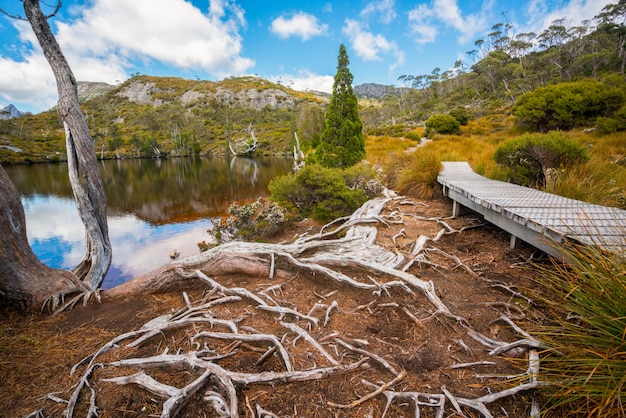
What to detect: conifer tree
<box><xmin>315</xmin><ymin>44</ymin><xmax>365</xmax><ymax>168</ymax></box>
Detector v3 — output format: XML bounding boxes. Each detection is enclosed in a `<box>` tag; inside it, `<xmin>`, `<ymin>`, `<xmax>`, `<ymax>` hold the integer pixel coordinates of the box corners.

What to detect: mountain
<box><xmin>0</xmin><ymin>75</ymin><xmax>330</xmax><ymax>164</ymax></box>
<box><xmin>0</xmin><ymin>104</ymin><xmax>24</xmax><ymax>120</ymax></box>
<box><xmin>77</xmin><ymin>81</ymin><xmax>116</xmax><ymax>102</ymax></box>
<box><xmin>354</xmin><ymin>83</ymin><xmax>401</xmax><ymax>99</ymax></box>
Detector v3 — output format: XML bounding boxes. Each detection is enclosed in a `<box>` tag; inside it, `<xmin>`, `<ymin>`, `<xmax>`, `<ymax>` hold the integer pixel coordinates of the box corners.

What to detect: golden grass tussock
<box><xmin>365</xmin><ymin>134</ymin><xmax>419</xmax><ymax>165</ymax></box>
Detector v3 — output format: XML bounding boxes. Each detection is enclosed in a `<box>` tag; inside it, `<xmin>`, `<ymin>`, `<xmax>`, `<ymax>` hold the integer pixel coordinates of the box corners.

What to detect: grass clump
<box><xmin>383</xmin><ymin>149</ymin><xmax>441</xmax><ymax>199</ymax></box>
<box><xmin>532</xmin><ymin>242</ymin><xmax>626</xmax><ymax>417</ymax></box>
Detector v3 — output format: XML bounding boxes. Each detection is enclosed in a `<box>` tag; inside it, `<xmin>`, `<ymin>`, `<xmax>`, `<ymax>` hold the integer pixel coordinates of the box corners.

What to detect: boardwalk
<box><xmin>437</xmin><ymin>161</ymin><xmax>626</xmax><ymax>258</ymax></box>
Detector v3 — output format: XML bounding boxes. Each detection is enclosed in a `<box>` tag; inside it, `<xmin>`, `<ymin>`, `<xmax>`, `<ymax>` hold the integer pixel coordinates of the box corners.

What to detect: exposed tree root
<box><xmin>28</xmin><ymin>193</ymin><xmax>545</xmax><ymax>417</ymax></box>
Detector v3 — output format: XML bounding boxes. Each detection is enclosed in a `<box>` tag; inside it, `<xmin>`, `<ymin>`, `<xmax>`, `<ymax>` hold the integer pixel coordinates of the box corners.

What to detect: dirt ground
<box><xmin>0</xmin><ymin>196</ymin><xmax>550</xmax><ymax>417</ymax></box>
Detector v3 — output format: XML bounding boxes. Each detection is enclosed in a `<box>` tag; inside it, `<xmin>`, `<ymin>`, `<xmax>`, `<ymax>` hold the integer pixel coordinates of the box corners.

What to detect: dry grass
<box><xmin>379</xmin><ymin>116</ymin><xmax>626</xmax><ymax>209</ymax></box>
<box><xmin>365</xmin><ymin>134</ymin><xmax>419</xmax><ymax>165</ymax></box>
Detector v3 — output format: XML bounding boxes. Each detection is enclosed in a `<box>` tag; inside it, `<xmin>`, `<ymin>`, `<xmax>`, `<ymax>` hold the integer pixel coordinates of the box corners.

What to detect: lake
<box><xmin>4</xmin><ymin>157</ymin><xmax>292</xmax><ymax>289</ymax></box>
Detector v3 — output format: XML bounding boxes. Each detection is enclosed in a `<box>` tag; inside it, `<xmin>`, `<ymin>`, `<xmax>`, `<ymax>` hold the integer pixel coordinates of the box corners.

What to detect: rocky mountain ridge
<box><xmin>114</xmin><ymin>78</ymin><xmax>301</xmax><ymax>110</ymax></box>
<box><xmin>0</xmin><ymin>104</ymin><xmax>24</xmax><ymax>119</ymax></box>
<box><xmin>353</xmin><ymin>83</ymin><xmax>401</xmax><ymax>99</ymax></box>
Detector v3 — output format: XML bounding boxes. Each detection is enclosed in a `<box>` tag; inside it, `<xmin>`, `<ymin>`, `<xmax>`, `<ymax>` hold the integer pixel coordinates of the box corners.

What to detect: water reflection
<box><xmin>6</xmin><ymin>157</ymin><xmax>291</xmax><ymax>288</ymax></box>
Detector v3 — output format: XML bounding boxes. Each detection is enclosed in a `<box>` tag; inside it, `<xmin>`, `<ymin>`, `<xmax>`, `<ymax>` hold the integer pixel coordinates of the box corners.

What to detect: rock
<box><xmin>354</xmin><ymin>83</ymin><xmax>401</xmax><ymax>99</ymax></box>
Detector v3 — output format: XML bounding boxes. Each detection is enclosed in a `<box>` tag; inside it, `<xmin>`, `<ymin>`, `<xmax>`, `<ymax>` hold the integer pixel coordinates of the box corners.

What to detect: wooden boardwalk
<box><xmin>437</xmin><ymin>161</ymin><xmax>626</xmax><ymax>258</ymax></box>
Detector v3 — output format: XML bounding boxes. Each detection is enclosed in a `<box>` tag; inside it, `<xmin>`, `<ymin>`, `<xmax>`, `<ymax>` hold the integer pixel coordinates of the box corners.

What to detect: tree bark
<box><xmin>23</xmin><ymin>0</ymin><xmax>111</xmax><ymax>289</ymax></box>
<box><xmin>0</xmin><ymin>165</ymin><xmax>86</xmax><ymax>308</ymax></box>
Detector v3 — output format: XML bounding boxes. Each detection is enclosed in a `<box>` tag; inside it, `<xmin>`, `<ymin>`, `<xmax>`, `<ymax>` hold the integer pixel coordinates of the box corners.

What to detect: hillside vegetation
<box><xmin>0</xmin><ymin>76</ymin><xmax>327</xmax><ymax>163</ymax></box>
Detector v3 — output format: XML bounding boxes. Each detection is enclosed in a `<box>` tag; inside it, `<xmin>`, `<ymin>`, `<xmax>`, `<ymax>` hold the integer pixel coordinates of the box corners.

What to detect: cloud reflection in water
<box><xmin>23</xmin><ymin>194</ymin><xmax>213</xmax><ymax>289</ymax></box>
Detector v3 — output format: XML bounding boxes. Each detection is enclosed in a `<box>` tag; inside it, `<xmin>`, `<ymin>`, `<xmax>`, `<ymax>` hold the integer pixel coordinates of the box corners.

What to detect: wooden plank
<box><xmin>438</xmin><ymin>161</ymin><xmax>626</xmax><ymax>258</ymax></box>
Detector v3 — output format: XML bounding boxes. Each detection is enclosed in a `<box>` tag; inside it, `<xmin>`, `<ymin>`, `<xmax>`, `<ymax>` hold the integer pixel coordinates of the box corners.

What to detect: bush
<box><xmin>449</xmin><ymin>107</ymin><xmax>469</xmax><ymax>125</ymax></box>
<box><xmin>425</xmin><ymin>114</ymin><xmax>461</xmax><ymax>137</ymax></box>
<box><xmin>367</xmin><ymin>124</ymin><xmax>408</xmax><ymax>137</ymax></box>
<box><xmin>512</xmin><ymin>78</ymin><xmax>625</xmax><ymax>132</ymax></box>
<box><xmin>269</xmin><ymin>164</ymin><xmax>379</xmax><ymax>222</ymax></box>
<box><xmin>202</xmin><ymin>198</ymin><xmax>288</xmax><ymax>245</ymax></box>
<box><xmin>532</xmin><ymin>241</ymin><xmax>626</xmax><ymax>417</ymax></box>
<box><xmin>493</xmin><ymin>132</ymin><xmax>589</xmax><ymax>187</ymax></box>
<box><xmin>596</xmin><ymin>104</ymin><xmax>626</xmax><ymax>134</ymax></box>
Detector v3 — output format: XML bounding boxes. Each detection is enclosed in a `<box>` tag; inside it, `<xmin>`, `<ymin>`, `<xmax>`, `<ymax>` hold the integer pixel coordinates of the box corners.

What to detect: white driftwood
<box><xmin>34</xmin><ymin>193</ymin><xmax>545</xmax><ymax>418</ymax></box>
<box><xmin>280</xmin><ymin>321</ymin><xmax>338</xmax><ymax>366</ymax></box>
<box><xmin>191</xmin><ymin>331</ymin><xmax>293</xmax><ymax>371</ymax></box>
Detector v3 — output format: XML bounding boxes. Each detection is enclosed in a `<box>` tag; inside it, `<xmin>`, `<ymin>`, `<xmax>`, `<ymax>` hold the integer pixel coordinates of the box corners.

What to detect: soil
<box><xmin>0</xmin><ymin>196</ymin><xmax>550</xmax><ymax>418</ymax></box>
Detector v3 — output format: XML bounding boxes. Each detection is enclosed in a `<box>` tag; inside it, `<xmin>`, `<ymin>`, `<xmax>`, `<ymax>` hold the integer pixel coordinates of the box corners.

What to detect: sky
<box><xmin>0</xmin><ymin>0</ymin><xmax>614</xmax><ymax>114</ymax></box>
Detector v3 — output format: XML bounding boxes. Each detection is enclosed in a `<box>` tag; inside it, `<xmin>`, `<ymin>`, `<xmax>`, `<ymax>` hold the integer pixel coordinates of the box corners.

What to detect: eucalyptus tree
<box><xmin>595</xmin><ymin>0</ymin><xmax>626</xmax><ymax>73</ymax></box>
<box><xmin>0</xmin><ymin>0</ymin><xmax>111</xmax><ymax>309</ymax></box>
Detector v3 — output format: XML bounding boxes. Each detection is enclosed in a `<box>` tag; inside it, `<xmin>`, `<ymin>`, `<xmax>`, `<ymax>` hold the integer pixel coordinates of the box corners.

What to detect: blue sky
<box><xmin>0</xmin><ymin>0</ymin><xmax>613</xmax><ymax>114</ymax></box>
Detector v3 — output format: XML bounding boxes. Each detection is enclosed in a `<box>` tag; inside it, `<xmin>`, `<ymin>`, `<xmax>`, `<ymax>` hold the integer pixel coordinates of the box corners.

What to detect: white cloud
<box><xmin>108</xmin><ymin>217</ymin><xmax>212</xmax><ymax>280</ymax></box>
<box><xmin>58</xmin><ymin>0</ymin><xmax>253</xmax><ymax>74</ymax></box>
<box><xmin>408</xmin><ymin>0</ymin><xmax>491</xmax><ymax>44</ymax></box>
<box><xmin>23</xmin><ymin>195</ymin><xmax>85</xmax><ymax>269</ymax></box>
<box><xmin>360</xmin><ymin>0</ymin><xmax>397</xmax><ymax>24</ymax></box>
<box><xmin>0</xmin><ymin>52</ymin><xmax>58</xmax><ymax>110</ymax></box>
<box><xmin>0</xmin><ymin>0</ymin><xmax>254</xmax><ymax>112</ymax></box>
<box><xmin>342</xmin><ymin>19</ymin><xmax>404</xmax><ymax>73</ymax></box>
<box><xmin>408</xmin><ymin>5</ymin><xmax>438</xmax><ymax>44</ymax></box>
<box><xmin>270</xmin><ymin>12</ymin><xmax>328</xmax><ymax>40</ymax></box>
<box><xmin>269</xmin><ymin>71</ymin><xmax>334</xmax><ymax>93</ymax></box>
<box><xmin>528</xmin><ymin>0</ymin><xmax>614</xmax><ymax>35</ymax></box>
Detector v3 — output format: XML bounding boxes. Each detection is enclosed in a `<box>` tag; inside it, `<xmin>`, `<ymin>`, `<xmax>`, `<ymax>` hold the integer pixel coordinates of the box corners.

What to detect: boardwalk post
<box><xmin>510</xmin><ymin>235</ymin><xmax>522</xmax><ymax>250</ymax></box>
<box><xmin>452</xmin><ymin>200</ymin><xmax>462</xmax><ymax>217</ymax></box>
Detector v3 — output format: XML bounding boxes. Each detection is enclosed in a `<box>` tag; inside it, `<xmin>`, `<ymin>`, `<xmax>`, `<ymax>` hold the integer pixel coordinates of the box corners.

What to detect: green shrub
<box><xmin>449</xmin><ymin>107</ymin><xmax>469</xmax><ymax>125</ymax></box>
<box><xmin>425</xmin><ymin>114</ymin><xmax>461</xmax><ymax>137</ymax></box>
<box><xmin>596</xmin><ymin>104</ymin><xmax>626</xmax><ymax>134</ymax></box>
<box><xmin>532</xmin><ymin>241</ymin><xmax>626</xmax><ymax>417</ymax></box>
<box><xmin>403</xmin><ymin>131</ymin><xmax>423</xmax><ymax>141</ymax></box>
<box><xmin>367</xmin><ymin>124</ymin><xmax>408</xmax><ymax>137</ymax></box>
<box><xmin>513</xmin><ymin>78</ymin><xmax>625</xmax><ymax>132</ymax></box>
<box><xmin>493</xmin><ymin>132</ymin><xmax>589</xmax><ymax>187</ymax></box>
<box><xmin>269</xmin><ymin>164</ymin><xmax>376</xmax><ymax>222</ymax></box>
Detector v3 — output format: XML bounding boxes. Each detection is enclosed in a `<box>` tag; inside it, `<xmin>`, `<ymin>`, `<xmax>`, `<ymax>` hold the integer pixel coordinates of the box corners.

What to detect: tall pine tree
<box><xmin>315</xmin><ymin>44</ymin><xmax>365</xmax><ymax>168</ymax></box>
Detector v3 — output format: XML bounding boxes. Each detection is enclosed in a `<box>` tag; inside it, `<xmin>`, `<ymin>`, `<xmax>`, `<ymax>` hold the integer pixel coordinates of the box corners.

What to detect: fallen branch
<box><xmin>328</xmin><ymin>369</ymin><xmax>406</xmax><ymax>409</ymax></box>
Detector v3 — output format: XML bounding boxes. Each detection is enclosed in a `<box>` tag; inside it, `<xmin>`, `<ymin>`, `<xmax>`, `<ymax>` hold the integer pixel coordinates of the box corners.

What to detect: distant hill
<box><xmin>354</xmin><ymin>83</ymin><xmax>401</xmax><ymax>99</ymax></box>
<box><xmin>77</xmin><ymin>81</ymin><xmax>116</xmax><ymax>102</ymax></box>
<box><xmin>0</xmin><ymin>104</ymin><xmax>24</xmax><ymax>120</ymax></box>
<box><xmin>0</xmin><ymin>75</ymin><xmax>330</xmax><ymax>164</ymax></box>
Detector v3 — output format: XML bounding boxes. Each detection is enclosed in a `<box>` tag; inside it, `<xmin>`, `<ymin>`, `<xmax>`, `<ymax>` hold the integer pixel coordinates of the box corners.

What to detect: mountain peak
<box><xmin>0</xmin><ymin>104</ymin><xmax>24</xmax><ymax>119</ymax></box>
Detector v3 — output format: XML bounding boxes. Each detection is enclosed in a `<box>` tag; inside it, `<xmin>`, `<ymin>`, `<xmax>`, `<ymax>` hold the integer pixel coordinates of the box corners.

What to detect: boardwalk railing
<box><xmin>437</xmin><ymin>161</ymin><xmax>626</xmax><ymax>258</ymax></box>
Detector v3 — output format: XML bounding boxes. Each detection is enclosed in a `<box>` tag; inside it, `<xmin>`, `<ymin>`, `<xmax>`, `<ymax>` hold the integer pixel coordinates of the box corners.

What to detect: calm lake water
<box><xmin>4</xmin><ymin>157</ymin><xmax>292</xmax><ymax>289</ymax></box>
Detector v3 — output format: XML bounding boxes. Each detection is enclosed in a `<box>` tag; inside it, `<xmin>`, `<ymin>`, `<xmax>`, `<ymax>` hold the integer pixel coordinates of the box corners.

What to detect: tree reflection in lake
<box><xmin>5</xmin><ymin>157</ymin><xmax>292</xmax><ymax>288</ymax></box>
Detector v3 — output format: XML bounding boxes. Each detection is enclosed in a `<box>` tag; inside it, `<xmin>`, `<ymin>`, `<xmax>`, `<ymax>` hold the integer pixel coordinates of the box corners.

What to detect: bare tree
<box><xmin>0</xmin><ymin>166</ymin><xmax>88</xmax><ymax>309</ymax></box>
<box><xmin>228</xmin><ymin>123</ymin><xmax>258</xmax><ymax>156</ymax></box>
<box><xmin>0</xmin><ymin>0</ymin><xmax>111</xmax><ymax>308</ymax></box>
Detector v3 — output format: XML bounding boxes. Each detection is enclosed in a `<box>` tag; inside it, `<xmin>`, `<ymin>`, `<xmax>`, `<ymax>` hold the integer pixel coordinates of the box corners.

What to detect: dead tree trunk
<box><xmin>0</xmin><ymin>166</ymin><xmax>87</xmax><ymax>308</ymax></box>
<box><xmin>23</xmin><ymin>0</ymin><xmax>111</xmax><ymax>290</ymax></box>
<box><xmin>228</xmin><ymin>123</ymin><xmax>258</xmax><ymax>156</ymax></box>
